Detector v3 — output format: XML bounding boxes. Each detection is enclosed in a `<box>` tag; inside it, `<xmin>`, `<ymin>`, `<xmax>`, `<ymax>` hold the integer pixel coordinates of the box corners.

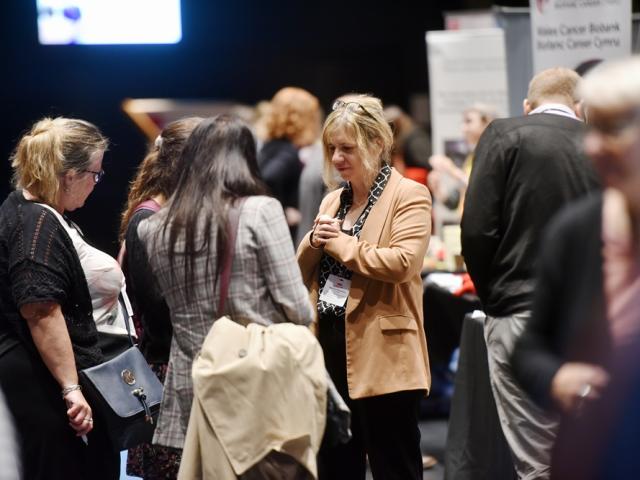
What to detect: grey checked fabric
<box><xmin>317</xmin><ymin>164</ymin><xmax>391</xmax><ymax>319</ymax></box>
<box><xmin>137</xmin><ymin>195</ymin><xmax>314</xmax><ymax>449</ymax></box>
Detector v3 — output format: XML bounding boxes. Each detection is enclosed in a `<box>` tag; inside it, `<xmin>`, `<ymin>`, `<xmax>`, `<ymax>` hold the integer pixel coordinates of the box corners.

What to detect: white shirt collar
<box><xmin>528</xmin><ymin>103</ymin><xmax>580</xmax><ymax>121</ymax></box>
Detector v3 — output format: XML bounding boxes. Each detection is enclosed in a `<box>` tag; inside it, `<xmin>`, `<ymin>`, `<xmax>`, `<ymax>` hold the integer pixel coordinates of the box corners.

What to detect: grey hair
<box><xmin>579</xmin><ymin>56</ymin><xmax>640</xmax><ymax>111</ymax></box>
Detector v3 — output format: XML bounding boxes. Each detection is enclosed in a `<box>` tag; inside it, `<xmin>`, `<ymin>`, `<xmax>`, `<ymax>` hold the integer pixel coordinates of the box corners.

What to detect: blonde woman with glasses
<box><xmin>297</xmin><ymin>94</ymin><xmax>432</xmax><ymax>479</ymax></box>
<box><xmin>0</xmin><ymin>117</ymin><xmax>119</xmax><ymax>479</ymax></box>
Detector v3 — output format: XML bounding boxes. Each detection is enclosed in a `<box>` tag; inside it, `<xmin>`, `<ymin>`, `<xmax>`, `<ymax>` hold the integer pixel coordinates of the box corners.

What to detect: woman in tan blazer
<box><xmin>297</xmin><ymin>94</ymin><xmax>432</xmax><ymax>480</ymax></box>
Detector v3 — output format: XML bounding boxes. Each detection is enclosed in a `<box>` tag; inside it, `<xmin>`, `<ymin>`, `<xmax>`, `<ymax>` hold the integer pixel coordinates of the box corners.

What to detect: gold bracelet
<box><xmin>61</xmin><ymin>384</ymin><xmax>82</xmax><ymax>398</ymax></box>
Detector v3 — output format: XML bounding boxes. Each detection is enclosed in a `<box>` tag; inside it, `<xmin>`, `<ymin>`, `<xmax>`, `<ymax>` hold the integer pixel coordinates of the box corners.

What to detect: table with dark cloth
<box><xmin>421</xmin><ymin>282</ymin><xmax>481</xmax><ymax>416</ymax></box>
<box><xmin>422</xmin><ymin>282</ymin><xmax>481</xmax><ymax>367</ymax></box>
<box><xmin>444</xmin><ymin>313</ymin><xmax>515</xmax><ymax>480</ymax></box>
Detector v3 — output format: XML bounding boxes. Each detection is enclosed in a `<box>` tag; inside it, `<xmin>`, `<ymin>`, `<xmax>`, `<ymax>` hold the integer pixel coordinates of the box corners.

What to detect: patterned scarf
<box><xmin>317</xmin><ymin>164</ymin><xmax>392</xmax><ymax>319</ymax></box>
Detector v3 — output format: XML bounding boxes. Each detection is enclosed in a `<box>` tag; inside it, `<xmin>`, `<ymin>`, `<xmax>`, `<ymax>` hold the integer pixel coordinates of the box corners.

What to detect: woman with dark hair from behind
<box><xmin>137</xmin><ymin>115</ymin><xmax>313</xmax><ymax>473</ymax></box>
<box><xmin>119</xmin><ymin>117</ymin><xmax>202</xmax><ymax>479</ymax></box>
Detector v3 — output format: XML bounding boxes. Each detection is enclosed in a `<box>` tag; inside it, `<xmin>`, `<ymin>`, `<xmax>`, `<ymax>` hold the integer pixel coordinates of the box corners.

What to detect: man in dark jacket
<box><xmin>512</xmin><ymin>56</ymin><xmax>640</xmax><ymax>480</ymax></box>
<box><xmin>460</xmin><ymin>67</ymin><xmax>600</xmax><ymax>479</ymax></box>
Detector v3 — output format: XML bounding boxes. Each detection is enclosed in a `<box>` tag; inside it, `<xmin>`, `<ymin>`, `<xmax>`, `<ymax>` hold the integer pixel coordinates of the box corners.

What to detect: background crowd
<box><xmin>1</xmin><ymin>51</ymin><xmax>640</xmax><ymax>480</ymax></box>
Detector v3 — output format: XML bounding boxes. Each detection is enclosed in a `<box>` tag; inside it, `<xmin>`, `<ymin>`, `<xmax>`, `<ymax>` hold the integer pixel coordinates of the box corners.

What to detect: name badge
<box><xmin>319</xmin><ymin>274</ymin><xmax>351</xmax><ymax>307</ymax></box>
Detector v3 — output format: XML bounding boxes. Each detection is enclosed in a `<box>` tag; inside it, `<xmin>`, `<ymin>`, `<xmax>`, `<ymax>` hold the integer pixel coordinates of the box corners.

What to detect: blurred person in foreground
<box><xmin>119</xmin><ymin>117</ymin><xmax>202</xmax><ymax>479</ymax></box>
<box><xmin>461</xmin><ymin>67</ymin><xmax>600</xmax><ymax>479</ymax></box>
<box><xmin>297</xmin><ymin>94</ymin><xmax>432</xmax><ymax>479</ymax></box>
<box><xmin>138</xmin><ymin>115</ymin><xmax>314</xmax><ymax>474</ymax></box>
<box><xmin>258</xmin><ymin>87</ymin><xmax>322</xmax><ymax>239</ymax></box>
<box><xmin>513</xmin><ymin>56</ymin><xmax>640</xmax><ymax>480</ymax></box>
<box><xmin>0</xmin><ymin>117</ymin><xmax>118</xmax><ymax>479</ymax></box>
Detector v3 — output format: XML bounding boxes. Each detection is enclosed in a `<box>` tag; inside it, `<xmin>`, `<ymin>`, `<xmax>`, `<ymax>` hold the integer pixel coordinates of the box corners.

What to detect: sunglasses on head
<box><xmin>332</xmin><ymin>99</ymin><xmax>375</xmax><ymax>120</ymax></box>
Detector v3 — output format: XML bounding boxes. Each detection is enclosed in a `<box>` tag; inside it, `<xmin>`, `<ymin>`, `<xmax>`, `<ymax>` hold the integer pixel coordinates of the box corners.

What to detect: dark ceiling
<box><xmin>0</xmin><ymin>0</ymin><xmax>607</xmax><ymax>253</ymax></box>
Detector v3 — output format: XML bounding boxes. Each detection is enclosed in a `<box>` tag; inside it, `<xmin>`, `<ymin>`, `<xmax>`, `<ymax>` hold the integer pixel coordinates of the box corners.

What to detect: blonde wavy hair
<box><xmin>579</xmin><ymin>56</ymin><xmax>640</xmax><ymax>112</ymax></box>
<box><xmin>11</xmin><ymin>117</ymin><xmax>108</xmax><ymax>206</ymax></box>
<box><xmin>264</xmin><ymin>87</ymin><xmax>321</xmax><ymax>147</ymax></box>
<box><xmin>322</xmin><ymin>93</ymin><xmax>394</xmax><ymax>190</ymax></box>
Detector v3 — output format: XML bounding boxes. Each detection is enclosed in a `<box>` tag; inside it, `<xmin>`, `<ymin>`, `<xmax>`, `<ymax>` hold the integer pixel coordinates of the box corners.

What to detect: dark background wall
<box><xmin>0</xmin><ymin>0</ymin><xmax>519</xmax><ymax>254</ymax></box>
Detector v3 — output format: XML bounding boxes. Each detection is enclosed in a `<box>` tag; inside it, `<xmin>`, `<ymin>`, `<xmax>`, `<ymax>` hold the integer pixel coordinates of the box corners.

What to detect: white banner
<box><xmin>530</xmin><ymin>0</ymin><xmax>632</xmax><ymax>73</ymax></box>
<box><xmin>426</xmin><ymin>29</ymin><xmax>509</xmax><ymax>156</ymax></box>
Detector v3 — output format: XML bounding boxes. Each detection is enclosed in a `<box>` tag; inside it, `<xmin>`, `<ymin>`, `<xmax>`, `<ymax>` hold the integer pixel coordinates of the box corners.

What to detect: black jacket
<box><xmin>461</xmin><ymin>113</ymin><xmax>600</xmax><ymax>316</ymax></box>
<box><xmin>124</xmin><ymin>209</ymin><xmax>173</xmax><ymax>364</ymax></box>
<box><xmin>258</xmin><ymin>139</ymin><xmax>302</xmax><ymax>210</ymax></box>
<box><xmin>512</xmin><ymin>194</ymin><xmax>609</xmax><ymax>409</ymax></box>
<box><xmin>513</xmin><ymin>194</ymin><xmax>640</xmax><ymax>480</ymax></box>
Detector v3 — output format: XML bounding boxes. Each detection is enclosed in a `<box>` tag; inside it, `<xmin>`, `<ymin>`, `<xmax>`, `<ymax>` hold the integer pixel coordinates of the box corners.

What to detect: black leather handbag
<box><xmin>79</xmin><ymin>296</ymin><xmax>163</xmax><ymax>451</ymax></box>
<box><xmin>322</xmin><ymin>374</ymin><xmax>352</xmax><ymax>447</ymax></box>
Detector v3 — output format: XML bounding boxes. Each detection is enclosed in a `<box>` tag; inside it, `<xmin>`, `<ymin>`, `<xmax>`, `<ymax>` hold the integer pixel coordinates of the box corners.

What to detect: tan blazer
<box><xmin>297</xmin><ymin>168</ymin><xmax>432</xmax><ymax>399</ymax></box>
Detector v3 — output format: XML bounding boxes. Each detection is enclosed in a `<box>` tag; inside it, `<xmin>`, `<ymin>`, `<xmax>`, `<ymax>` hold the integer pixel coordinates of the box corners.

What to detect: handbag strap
<box><xmin>119</xmin><ymin>290</ymin><xmax>136</xmax><ymax>348</ymax></box>
<box><xmin>36</xmin><ymin>201</ymin><xmax>137</xmax><ymax>347</ymax></box>
<box><xmin>217</xmin><ymin>198</ymin><xmax>246</xmax><ymax>317</ymax></box>
<box><xmin>134</xmin><ymin>199</ymin><xmax>162</xmax><ymax>214</ymax></box>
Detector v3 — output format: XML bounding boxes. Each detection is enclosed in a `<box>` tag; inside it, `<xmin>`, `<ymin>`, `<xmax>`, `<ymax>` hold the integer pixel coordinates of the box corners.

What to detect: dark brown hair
<box><xmin>159</xmin><ymin>115</ymin><xmax>267</xmax><ymax>296</ymax></box>
<box><xmin>119</xmin><ymin>117</ymin><xmax>202</xmax><ymax>242</ymax></box>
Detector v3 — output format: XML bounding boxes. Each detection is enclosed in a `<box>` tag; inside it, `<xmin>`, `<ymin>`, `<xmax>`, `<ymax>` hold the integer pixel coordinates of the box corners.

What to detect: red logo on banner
<box><xmin>536</xmin><ymin>0</ymin><xmax>550</xmax><ymax>13</ymax></box>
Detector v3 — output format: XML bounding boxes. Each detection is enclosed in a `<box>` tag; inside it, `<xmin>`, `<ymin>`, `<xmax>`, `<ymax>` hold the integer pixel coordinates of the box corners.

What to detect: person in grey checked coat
<box><xmin>138</xmin><ymin>114</ymin><xmax>314</xmax><ymax>465</ymax></box>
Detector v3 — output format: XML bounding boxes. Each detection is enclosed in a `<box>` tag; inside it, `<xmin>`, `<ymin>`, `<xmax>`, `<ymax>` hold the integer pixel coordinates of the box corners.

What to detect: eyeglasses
<box><xmin>83</xmin><ymin>169</ymin><xmax>105</xmax><ymax>184</ymax></box>
<box><xmin>332</xmin><ymin>99</ymin><xmax>375</xmax><ymax>120</ymax></box>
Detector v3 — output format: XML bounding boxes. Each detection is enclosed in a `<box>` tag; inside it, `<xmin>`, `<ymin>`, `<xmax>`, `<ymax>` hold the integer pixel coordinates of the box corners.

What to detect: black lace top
<box><xmin>0</xmin><ymin>191</ymin><xmax>102</xmax><ymax>369</ymax></box>
<box><xmin>317</xmin><ymin>164</ymin><xmax>392</xmax><ymax>320</ymax></box>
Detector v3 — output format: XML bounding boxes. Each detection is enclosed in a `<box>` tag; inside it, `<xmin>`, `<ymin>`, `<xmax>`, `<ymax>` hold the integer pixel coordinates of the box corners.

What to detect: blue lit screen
<box><xmin>36</xmin><ymin>0</ymin><xmax>182</xmax><ymax>45</ymax></box>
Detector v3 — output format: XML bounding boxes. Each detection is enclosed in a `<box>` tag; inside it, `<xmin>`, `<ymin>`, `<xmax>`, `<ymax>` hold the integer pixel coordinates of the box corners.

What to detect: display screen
<box><xmin>36</xmin><ymin>0</ymin><xmax>182</xmax><ymax>45</ymax></box>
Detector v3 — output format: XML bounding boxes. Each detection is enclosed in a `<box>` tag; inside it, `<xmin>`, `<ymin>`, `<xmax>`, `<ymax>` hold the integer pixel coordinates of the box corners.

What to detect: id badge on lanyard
<box><xmin>319</xmin><ymin>274</ymin><xmax>351</xmax><ymax>307</ymax></box>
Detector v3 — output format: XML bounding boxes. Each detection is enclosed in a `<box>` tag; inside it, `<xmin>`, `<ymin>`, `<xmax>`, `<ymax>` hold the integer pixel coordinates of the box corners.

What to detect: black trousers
<box><xmin>0</xmin><ymin>343</ymin><xmax>120</xmax><ymax>480</ymax></box>
<box><xmin>318</xmin><ymin>314</ymin><xmax>423</xmax><ymax>480</ymax></box>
